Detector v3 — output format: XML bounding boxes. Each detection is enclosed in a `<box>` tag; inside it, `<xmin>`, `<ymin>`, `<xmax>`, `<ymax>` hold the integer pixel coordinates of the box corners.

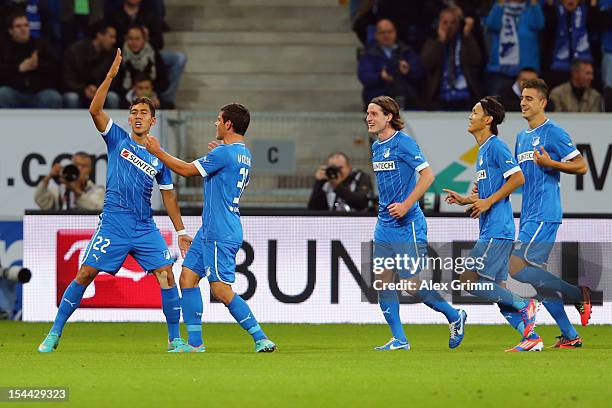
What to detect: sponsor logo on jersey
<box><xmin>476</xmin><ymin>169</ymin><xmax>487</xmax><ymax>181</ymax></box>
<box><xmin>373</xmin><ymin>161</ymin><xmax>396</xmax><ymax>171</ymax></box>
<box><xmin>120</xmin><ymin>148</ymin><xmax>157</xmax><ymax>177</ymax></box>
<box><xmin>517</xmin><ymin>151</ymin><xmax>534</xmax><ymax>163</ymax></box>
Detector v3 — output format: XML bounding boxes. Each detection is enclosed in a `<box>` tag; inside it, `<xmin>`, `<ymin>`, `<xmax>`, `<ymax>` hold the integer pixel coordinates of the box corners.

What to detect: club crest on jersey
<box><xmin>531</xmin><ymin>136</ymin><xmax>540</xmax><ymax>147</ymax></box>
<box><xmin>151</xmin><ymin>157</ymin><xmax>159</xmax><ymax>166</ymax></box>
<box><xmin>383</xmin><ymin>148</ymin><xmax>391</xmax><ymax>158</ymax></box>
<box><xmin>517</xmin><ymin>151</ymin><xmax>534</xmax><ymax>163</ymax></box>
<box><xmin>476</xmin><ymin>169</ymin><xmax>487</xmax><ymax>181</ymax></box>
<box><xmin>120</xmin><ymin>148</ymin><xmax>157</xmax><ymax>177</ymax></box>
<box><xmin>373</xmin><ymin>161</ymin><xmax>396</xmax><ymax>171</ymax></box>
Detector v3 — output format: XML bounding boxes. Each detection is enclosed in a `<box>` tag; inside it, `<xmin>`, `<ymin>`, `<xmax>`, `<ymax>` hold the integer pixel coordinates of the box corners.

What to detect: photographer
<box><xmin>307</xmin><ymin>152</ymin><xmax>373</xmax><ymax>212</ymax></box>
<box><xmin>34</xmin><ymin>152</ymin><xmax>105</xmax><ymax>210</ymax></box>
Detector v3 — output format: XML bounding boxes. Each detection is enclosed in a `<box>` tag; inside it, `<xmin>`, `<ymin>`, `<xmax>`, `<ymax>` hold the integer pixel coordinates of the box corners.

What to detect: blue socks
<box><xmin>466</xmin><ymin>279</ymin><xmax>527</xmax><ymax>310</ymax></box>
<box><xmin>50</xmin><ymin>280</ymin><xmax>87</xmax><ymax>335</ymax></box>
<box><xmin>513</xmin><ymin>266</ymin><xmax>582</xmax><ymax>302</ymax></box>
<box><xmin>541</xmin><ymin>297</ymin><xmax>579</xmax><ymax>339</ymax></box>
<box><xmin>378</xmin><ymin>290</ymin><xmax>407</xmax><ymax>342</ymax></box>
<box><xmin>161</xmin><ymin>286</ymin><xmax>181</xmax><ymax>341</ymax></box>
<box><xmin>498</xmin><ymin>304</ymin><xmax>526</xmax><ymax>337</ymax></box>
<box><xmin>181</xmin><ymin>287</ymin><xmax>203</xmax><ymax>347</ymax></box>
<box><xmin>227</xmin><ymin>294</ymin><xmax>266</xmax><ymax>341</ymax></box>
<box><xmin>417</xmin><ymin>289</ymin><xmax>460</xmax><ymax>323</ymax></box>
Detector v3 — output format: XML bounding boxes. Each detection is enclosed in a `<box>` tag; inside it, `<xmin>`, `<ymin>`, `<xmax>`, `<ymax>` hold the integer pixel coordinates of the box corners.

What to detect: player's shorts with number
<box><xmin>512</xmin><ymin>221</ymin><xmax>560</xmax><ymax>267</ymax></box>
<box><xmin>81</xmin><ymin>211</ymin><xmax>172</xmax><ymax>273</ymax></box>
<box><xmin>182</xmin><ymin>226</ymin><xmax>241</xmax><ymax>284</ymax></box>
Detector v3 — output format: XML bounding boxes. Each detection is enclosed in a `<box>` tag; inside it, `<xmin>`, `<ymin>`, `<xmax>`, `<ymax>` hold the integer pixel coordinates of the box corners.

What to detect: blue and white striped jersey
<box><xmin>371</xmin><ymin>131</ymin><xmax>429</xmax><ymax>228</ymax></box>
<box><xmin>515</xmin><ymin>119</ymin><xmax>579</xmax><ymax>223</ymax></box>
<box><xmin>476</xmin><ymin>135</ymin><xmax>521</xmax><ymax>240</ymax></box>
<box><xmin>192</xmin><ymin>143</ymin><xmax>252</xmax><ymax>244</ymax></box>
<box><xmin>100</xmin><ymin>119</ymin><xmax>173</xmax><ymax>220</ymax></box>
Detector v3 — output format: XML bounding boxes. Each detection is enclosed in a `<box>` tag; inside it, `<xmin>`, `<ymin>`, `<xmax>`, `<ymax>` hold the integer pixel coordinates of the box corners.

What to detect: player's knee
<box><xmin>509</xmin><ymin>255</ymin><xmax>526</xmax><ymax>276</ymax></box>
<box><xmin>178</xmin><ymin>268</ymin><xmax>199</xmax><ymax>289</ymax></box>
<box><xmin>210</xmin><ymin>284</ymin><xmax>233</xmax><ymax>305</ymax></box>
<box><xmin>153</xmin><ymin>269</ymin><xmax>172</xmax><ymax>289</ymax></box>
<box><xmin>76</xmin><ymin>266</ymin><xmax>97</xmax><ymax>285</ymax></box>
<box><xmin>460</xmin><ymin>270</ymin><xmax>477</xmax><ymax>285</ymax></box>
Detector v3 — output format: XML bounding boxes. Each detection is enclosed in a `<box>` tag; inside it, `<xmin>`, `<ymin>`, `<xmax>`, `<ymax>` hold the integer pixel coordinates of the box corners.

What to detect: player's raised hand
<box><xmin>207</xmin><ymin>140</ymin><xmax>220</xmax><ymax>151</ymax></box>
<box><xmin>107</xmin><ymin>48</ymin><xmax>122</xmax><ymax>79</ymax></box>
<box><xmin>178</xmin><ymin>234</ymin><xmax>193</xmax><ymax>258</ymax></box>
<box><xmin>388</xmin><ymin>202</ymin><xmax>409</xmax><ymax>218</ymax></box>
<box><xmin>533</xmin><ymin>146</ymin><xmax>553</xmax><ymax>168</ymax></box>
<box><xmin>144</xmin><ymin>135</ymin><xmax>162</xmax><ymax>155</ymax></box>
<box><xmin>443</xmin><ymin>189</ymin><xmax>466</xmax><ymax>205</ymax></box>
<box><xmin>467</xmin><ymin>198</ymin><xmax>493</xmax><ymax>218</ymax></box>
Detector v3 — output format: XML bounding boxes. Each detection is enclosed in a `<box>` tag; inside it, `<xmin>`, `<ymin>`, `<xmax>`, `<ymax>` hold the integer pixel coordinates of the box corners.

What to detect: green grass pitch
<box><xmin>1</xmin><ymin>322</ymin><xmax>611</xmax><ymax>407</ymax></box>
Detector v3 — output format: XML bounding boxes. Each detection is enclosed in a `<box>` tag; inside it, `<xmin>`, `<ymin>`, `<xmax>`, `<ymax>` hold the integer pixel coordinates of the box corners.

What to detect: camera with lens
<box><xmin>53</xmin><ymin>164</ymin><xmax>80</xmax><ymax>184</ymax></box>
<box><xmin>0</xmin><ymin>260</ymin><xmax>31</xmax><ymax>284</ymax></box>
<box><xmin>325</xmin><ymin>165</ymin><xmax>341</xmax><ymax>180</ymax></box>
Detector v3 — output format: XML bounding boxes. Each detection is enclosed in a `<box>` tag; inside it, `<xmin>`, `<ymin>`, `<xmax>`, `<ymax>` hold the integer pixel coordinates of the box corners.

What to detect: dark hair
<box><xmin>369</xmin><ymin>96</ymin><xmax>404</xmax><ymax>130</ymax></box>
<box><xmin>6</xmin><ymin>10</ymin><xmax>27</xmax><ymax>29</ymax></box>
<box><xmin>73</xmin><ymin>151</ymin><xmax>93</xmax><ymax>163</ymax></box>
<box><xmin>521</xmin><ymin>78</ymin><xmax>549</xmax><ymax>100</ymax></box>
<box><xmin>479</xmin><ymin>96</ymin><xmax>505</xmax><ymax>135</ymax></box>
<box><xmin>220</xmin><ymin>103</ymin><xmax>250</xmax><ymax>135</ymax></box>
<box><xmin>327</xmin><ymin>151</ymin><xmax>351</xmax><ymax>165</ymax></box>
<box><xmin>519</xmin><ymin>67</ymin><xmax>539</xmax><ymax>75</ymax></box>
<box><xmin>133</xmin><ymin>72</ymin><xmax>153</xmax><ymax>85</ymax></box>
<box><xmin>130</xmin><ymin>96</ymin><xmax>156</xmax><ymax>117</ymax></box>
<box><xmin>571</xmin><ymin>58</ymin><xmax>592</xmax><ymax>72</ymax></box>
<box><xmin>126</xmin><ymin>23</ymin><xmax>146</xmax><ymax>37</ymax></box>
<box><xmin>91</xmin><ymin>20</ymin><xmax>116</xmax><ymax>37</ymax></box>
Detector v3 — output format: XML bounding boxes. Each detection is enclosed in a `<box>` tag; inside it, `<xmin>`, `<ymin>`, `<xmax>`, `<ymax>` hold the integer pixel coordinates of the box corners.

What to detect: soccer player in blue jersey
<box><xmin>504</xmin><ymin>78</ymin><xmax>592</xmax><ymax>350</ymax></box>
<box><xmin>444</xmin><ymin>97</ymin><xmax>540</xmax><ymax>351</ymax></box>
<box><xmin>38</xmin><ymin>49</ymin><xmax>192</xmax><ymax>353</ymax></box>
<box><xmin>367</xmin><ymin>96</ymin><xmax>467</xmax><ymax>351</ymax></box>
<box><xmin>144</xmin><ymin>103</ymin><xmax>276</xmax><ymax>353</ymax></box>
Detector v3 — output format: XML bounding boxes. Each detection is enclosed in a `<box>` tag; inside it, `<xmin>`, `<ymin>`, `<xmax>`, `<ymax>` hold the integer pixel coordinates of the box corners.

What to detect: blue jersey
<box><xmin>515</xmin><ymin>119</ymin><xmax>579</xmax><ymax>223</ymax></box>
<box><xmin>372</xmin><ymin>131</ymin><xmax>429</xmax><ymax>228</ymax></box>
<box><xmin>476</xmin><ymin>136</ymin><xmax>521</xmax><ymax>240</ymax></box>
<box><xmin>193</xmin><ymin>143</ymin><xmax>252</xmax><ymax>244</ymax></box>
<box><xmin>101</xmin><ymin>119</ymin><xmax>174</xmax><ymax>220</ymax></box>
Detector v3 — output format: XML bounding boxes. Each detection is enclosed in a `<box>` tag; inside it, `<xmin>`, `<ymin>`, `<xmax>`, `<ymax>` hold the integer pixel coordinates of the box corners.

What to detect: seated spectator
<box><xmin>421</xmin><ymin>7</ymin><xmax>483</xmax><ymax>110</ymax></box>
<box><xmin>602</xmin><ymin>0</ymin><xmax>612</xmax><ymax>110</ymax></box>
<box><xmin>125</xmin><ymin>75</ymin><xmax>164</xmax><ymax>109</ymax></box>
<box><xmin>62</xmin><ymin>21</ymin><xmax>119</xmax><ymax>109</ymax></box>
<box><xmin>35</xmin><ymin>152</ymin><xmax>105</xmax><ymax>210</ymax></box>
<box><xmin>549</xmin><ymin>59</ymin><xmax>603</xmax><ymax>112</ymax></box>
<box><xmin>308</xmin><ymin>152</ymin><xmax>373</xmax><ymax>212</ymax></box>
<box><xmin>484</xmin><ymin>0</ymin><xmax>544</xmax><ymax>96</ymax></box>
<box><xmin>542</xmin><ymin>0</ymin><xmax>603</xmax><ymax>90</ymax></box>
<box><xmin>0</xmin><ymin>11</ymin><xmax>62</xmax><ymax>108</ymax></box>
<box><xmin>499</xmin><ymin>67</ymin><xmax>539</xmax><ymax>111</ymax></box>
<box><xmin>107</xmin><ymin>0</ymin><xmax>185</xmax><ymax>108</ymax></box>
<box><xmin>119</xmin><ymin>24</ymin><xmax>168</xmax><ymax>105</ymax></box>
<box><xmin>59</xmin><ymin>0</ymin><xmax>104</xmax><ymax>49</ymax></box>
<box><xmin>357</xmin><ymin>19</ymin><xmax>424</xmax><ymax>110</ymax></box>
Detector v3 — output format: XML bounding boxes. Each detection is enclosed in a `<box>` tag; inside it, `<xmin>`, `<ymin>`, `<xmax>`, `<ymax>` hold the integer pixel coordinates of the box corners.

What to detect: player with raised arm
<box><xmin>38</xmin><ymin>49</ymin><xmax>192</xmax><ymax>353</ymax></box>
<box><xmin>444</xmin><ymin>97</ymin><xmax>540</xmax><ymax>351</ymax></box>
<box><xmin>504</xmin><ymin>78</ymin><xmax>592</xmax><ymax>351</ymax></box>
<box><xmin>367</xmin><ymin>96</ymin><xmax>467</xmax><ymax>351</ymax></box>
<box><xmin>144</xmin><ymin>103</ymin><xmax>276</xmax><ymax>353</ymax></box>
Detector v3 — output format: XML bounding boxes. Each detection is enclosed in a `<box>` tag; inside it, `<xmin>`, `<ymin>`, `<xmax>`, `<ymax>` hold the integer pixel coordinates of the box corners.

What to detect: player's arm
<box><xmin>160</xmin><ymin>189</ymin><xmax>192</xmax><ymax>257</ymax></box>
<box><xmin>533</xmin><ymin>147</ymin><xmax>588</xmax><ymax>175</ymax></box>
<box><xmin>88</xmin><ymin>49</ymin><xmax>121</xmax><ymax>132</ymax></box>
<box><xmin>468</xmin><ymin>171</ymin><xmax>524</xmax><ymax>218</ymax></box>
<box><xmin>144</xmin><ymin>135</ymin><xmax>200</xmax><ymax>177</ymax></box>
<box><xmin>443</xmin><ymin>186</ymin><xmax>477</xmax><ymax>206</ymax></box>
<box><xmin>388</xmin><ymin>167</ymin><xmax>434</xmax><ymax>218</ymax></box>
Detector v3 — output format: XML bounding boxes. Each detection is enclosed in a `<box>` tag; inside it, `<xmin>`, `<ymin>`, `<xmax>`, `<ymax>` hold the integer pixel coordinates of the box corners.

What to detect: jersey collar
<box><xmin>526</xmin><ymin>118</ymin><xmax>549</xmax><ymax>133</ymax></box>
<box><xmin>377</xmin><ymin>130</ymin><xmax>398</xmax><ymax>145</ymax></box>
<box><xmin>479</xmin><ymin>134</ymin><xmax>496</xmax><ymax>150</ymax></box>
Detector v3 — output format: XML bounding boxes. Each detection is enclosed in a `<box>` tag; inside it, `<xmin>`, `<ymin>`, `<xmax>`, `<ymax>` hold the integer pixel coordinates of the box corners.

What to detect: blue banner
<box><xmin>0</xmin><ymin>221</ymin><xmax>24</xmax><ymax>319</ymax></box>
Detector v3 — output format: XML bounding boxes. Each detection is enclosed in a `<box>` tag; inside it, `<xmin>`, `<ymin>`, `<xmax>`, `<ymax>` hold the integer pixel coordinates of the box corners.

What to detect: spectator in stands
<box><xmin>484</xmin><ymin>0</ymin><xmax>544</xmax><ymax>96</ymax></box>
<box><xmin>0</xmin><ymin>11</ymin><xmax>62</xmax><ymax>108</ymax></box>
<box><xmin>421</xmin><ymin>7</ymin><xmax>483</xmax><ymax>110</ymax></box>
<box><xmin>308</xmin><ymin>152</ymin><xmax>373</xmax><ymax>212</ymax></box>
<box><xmin>107</xmin><ymin>0</ymin><xmax>185</xmax><ymax>108</ymax></box>
<box><xmin>499</xmin><ymin>67</ymin><xmax>539</xmax><ymax>111</ymax></box>
<box><xmin>541</xmin><ymin>0</ymin><xmax>603</xmax><ymax>90</ymax></box>
<box><xmin>35</xmin><ymin>152</ymin><xmax>105</xmax><ymax>210</ymax></box>
<box><xmin>62</xmin><ymin>21</ymin><xmax>119</xmax><ymax>108</ymax></box>
<box><xmin>357</xmin><ymin>19</ymin><xmax>424</xmax><ymax>110</ymax></box>
<box><xmin>602</xmin><ymin>0</ymin><xmax>612</xmax><ymax>111</ymax></box>
<box><xmin>125</xmin><ymin>75</ymin><xmax>162</xmax><ymax>109</ymax></box>
<box><xmin>549</xmin><ymin>58</ymin><xmax>603</xmax><ymax>112</ymax></box>
<box><xmin>59</xmin><ymin>0</ymin><xmax>104</xmax><ymax>49</ymax></box>
<box><xmin>119</xmin><ymin>24</ymin><xmax>168</xmax><ymax>106</ymax></box>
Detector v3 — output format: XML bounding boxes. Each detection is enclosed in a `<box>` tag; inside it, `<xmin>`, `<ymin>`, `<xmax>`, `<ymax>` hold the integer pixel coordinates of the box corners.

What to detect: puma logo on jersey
<box><xmin>517</xmin><ymin>151</ymin><xmax>534</xmax><ymax>163</ymax></box>
<box><xmin>121</xmin><ymin>148</ymin><xmax>157</xmax><ymax>177</ymax></box>
<box><xmin>476</xmin><ymin>169</ymin><xmax>487</xmax><ymax>180</ymax></box>
<box><xmin>373</xmin><ymin>161</ymin><xmax>396</xmax><ymax>171</ymax></box>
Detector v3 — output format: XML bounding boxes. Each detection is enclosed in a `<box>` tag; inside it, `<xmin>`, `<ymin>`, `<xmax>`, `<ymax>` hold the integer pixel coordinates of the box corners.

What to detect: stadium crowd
<box><xmin>354</xmin><ymin>0</ymin><xmax>612</xmax><ymax>112</ymax></box>
<box><xmin>0</xmin><ymin>0</ymin><xmax>184</xmax><ymax>109</ymax></box>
